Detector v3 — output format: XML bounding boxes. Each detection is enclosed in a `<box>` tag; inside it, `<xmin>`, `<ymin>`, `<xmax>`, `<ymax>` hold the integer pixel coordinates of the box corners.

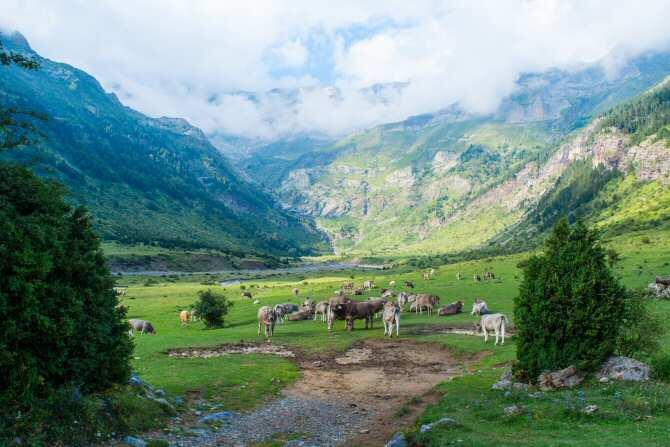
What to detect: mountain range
<box><xmin>0</xmin><ymin>31</ymin><xmax>329</xmax><ymax>259</ymax></box>
<box><xmin>2</xmin><ymin>30</ymin><xmax>669</xmax><ymax>261</ymax></box>
<box><xmin>219</xmin><ymin>51</ymin><xmax>670</xmax><ymax>257</ymax></box>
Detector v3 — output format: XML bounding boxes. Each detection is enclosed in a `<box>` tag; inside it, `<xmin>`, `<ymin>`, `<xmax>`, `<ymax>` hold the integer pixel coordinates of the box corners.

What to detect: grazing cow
<box><xmin>389</xmin><ymin>280</ymin><xmax>396</xmax><ymax>287</ymax></box>
<box><xmin>242</xmin><ymin>291</ymin><xmax>253</xmax><ymax>299</ymax></box>
<box><xmin>314</xmin><ymin>301</ymin><xmax>330</xmax><ymax>322</ymax></box>
<box><xmin>422</xmin><ymin>272</ymin><xmax>430</xmax><ymax>281</ymax></box>
<box><xmin>327</xmin><ymin>295</ymin><xmax>351</xmax><ymax>331</ymax></box>
<box><xmin>381</xmin><ymin>289</ymin><xmax>395</xmax><ymax>299</ymax></box>
<box><xmin>179</xmin><ymin>310</ymin><xmax>191</xmax><ymax>326</ymax></box>
<box><xmin>354</xmin><ymin>288</ymin><xmax>364</xmax><ymax>296</ymax></box>
<box><xmin>343</xmin><ymin>301</ymin><xmax>375</xmax><ymax>330</ymax></box>
<box><xmin>382</xmin><ymin>302</ymin><xmax>400</xmax><ymax>337</ymax></box>
<box><xmin>456</xmin><ymin>272</ymin><xmax>462</xmax><ymax>280</ymax></box>
<box><xmin>113</xmin><ymin>286</ymin><xmax>127</xmax><ymax>297</ymax></box>
<box><xmin>473</xmin><ymin>275</ymin><xmax>481</xmax><ymax>282</ymax></box>
<box><xmin>343</xmin><ymin>282</ymin><xmax>354</xmax><ymax>290</ymax></box>
<box><xmin>404</xmin><ymin>280</ymin><xmax>415</xmax><ymax>288</ymax></box>
<box><xmin>257</xmin><ymin>306</ymin><xmax>277</xmax><ymax>337</ymax></box>
<box><xmin>363</xmin><ymin>280</ymin><xmax>374</xmax><ymax>290</ymax></box>
<box><xmin>367</xmin><ymin>298</ymin><xmax>388</xmax><ymax>319</ymax></box>
<box><xmin>438</xmin><ymin>301</ymin><xmax>463</xmax><ymax>316</ymax></box>
<box><xmin>410</xmin><ymin>294</ymin><xmax>439</xmax><ymax>316</ymax></box>
<box><xmin>430</xmin><ymin>268</ymin><xmax>436</xmax><ymax>277</ymax></box>
<box><xmin>129</xmin><ymin>319</ymin><xmax>155</xmax><ymax>335</ymax></box>
<box><xmin>478</xmin><ymin>313</ymin><xmax>508</xmax><ymax>345</ymax></box>
<box><xmin>397</xmin><ymin>292</ymin><xmax>410</xmax><ymax>310</ymax></box>
<box><xmin>274</xmin><ymin>304</ymin><xmax>289</xmax><ymax>324</ymax></box>
<box><xmin>483</xmin><ymin>271</ymin><xmax>495</xmax><ymax>280</ymax></box>
<box><xmin>292</xmin><ymin>287</ymin><xmax>300</xmax><ymax>296</ymax></box>
<box><xmin>471</xmin><ymin>298</ymin><xmax>489</xmax><ymax>316</ymax></box>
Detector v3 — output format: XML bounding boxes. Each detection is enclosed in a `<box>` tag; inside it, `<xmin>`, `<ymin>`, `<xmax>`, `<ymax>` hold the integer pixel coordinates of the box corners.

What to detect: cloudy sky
<box><xmin>2</xmin><ymin>0</ymin><xmax>670</xmax><ymax>139</ymax></box>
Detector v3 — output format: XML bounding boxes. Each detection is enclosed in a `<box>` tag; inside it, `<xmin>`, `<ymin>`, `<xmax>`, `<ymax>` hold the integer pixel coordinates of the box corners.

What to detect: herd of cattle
<box><xmin>126</xmin><ymin>270</ymin><xmax>509</xmax><ymax>346</ymax></box>
<box><xmin>255</xmin><ymin>274</ymin><xmax>508</xmax><ymax>345</ymax></box>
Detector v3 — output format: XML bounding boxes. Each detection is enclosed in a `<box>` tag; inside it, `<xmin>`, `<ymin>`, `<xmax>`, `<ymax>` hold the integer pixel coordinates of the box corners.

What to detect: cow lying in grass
<box><xmin>471</xmin><ymin>298</ymin><xmax>489</xmax><ymax>315</ymax></box>
<box><xmin>477</xmin><ymin>313</ymin><xmax>508</xmax><ymax>345</ymax></box>
<box><xmin>438</xmin><ymin>300</ymin><xmax>463</xmax><ymax>316</ymax></box>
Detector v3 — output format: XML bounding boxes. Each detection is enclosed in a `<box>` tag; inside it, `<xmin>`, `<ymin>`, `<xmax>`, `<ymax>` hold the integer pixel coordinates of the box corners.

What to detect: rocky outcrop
<box><xmin>598</xmin><ymin>356</ymin><xmax>650</xmax><ymax>382</ymax></box>
<box><xmin>538</xmin><ymin>366</ymin><xmax>584</xmax><ymax>391</ymax></box>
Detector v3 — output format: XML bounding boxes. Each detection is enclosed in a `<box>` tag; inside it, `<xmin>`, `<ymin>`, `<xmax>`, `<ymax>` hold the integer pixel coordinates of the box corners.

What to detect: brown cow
<box><xmin>343</xmin><ymin>301</ymin><xmax>374</xmax><ymax>331</ymax></box>
<box><xmin>404</xmin><ymin>280</ymin><xmax>415</xmax><ymax>288</ymax></box>
<box><xmin>242</xmin><ymin>291</ymin><xmax>253</xmax><ymax>299</ymax></box>
<box><xmin>354</xmin><ymin>288</ymin><xmax>364</xmax><ymax>296</ymax></box>
<box><xmin>179</xmin><ymin>310</ymin><xmax>191</xmax><ymax>326</ymax></box>
<box><xmin>367</xmin><ymin>297</ymin><xmax>388</xmax><ymax>319</ymax></box>
<box><xmin>422</xmin><ymin>272</ymin><xmax>430</xmax><ymax>280</ymax></box>
<box><xmin>438</xmin><ymin>300</ymin><xmax>463</xmax><ymax>316</ymax></box>
<box><xmin>327</xmin><ymin>295</ymin><xmax>351</xmax><ymax>331</ymax></box>
<box><xmin>410</xmin><ymin>294</ymin><xmax>440</xmax><ymax>316</ymax></box>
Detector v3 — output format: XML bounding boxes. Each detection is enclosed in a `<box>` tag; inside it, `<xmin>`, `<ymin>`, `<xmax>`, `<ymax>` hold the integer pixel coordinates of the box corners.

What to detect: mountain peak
<box><xmin>0</xmin><ymin>30</ymin><xmax>33</xmax><ymax>52</ymax></box>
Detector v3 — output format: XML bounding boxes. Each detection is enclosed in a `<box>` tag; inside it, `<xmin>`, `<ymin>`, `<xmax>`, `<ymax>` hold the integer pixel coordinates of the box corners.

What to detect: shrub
<box><xmin>651</xmin><ymin>354</ymin><xmax>670</xmax><ymax>381</ymax></box>
<box><xmin>514</xmin><ymin>219</ymin><xmax>625</xmax><ymax>381</ymax></box>
<box><xmin>615</xmin><ymin>289</ymin><xmax>664</xmax><ymax>358</ymax></box>
<box><xmin>0</xmin><ymin>164</ymin><xmax>133</xmax><ymax>442</ymax></box>
<box><xmin>193</xmin><ymin>289</ymin><xmax>233</xmax><ymax>328</ymax></box>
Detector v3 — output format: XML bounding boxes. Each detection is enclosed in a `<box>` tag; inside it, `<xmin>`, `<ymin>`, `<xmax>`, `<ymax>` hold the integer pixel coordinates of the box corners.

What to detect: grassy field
<box><xmin>118</xmin><ymin>228</ymin><xmax>670</xmax><ymax>445</ymax></box>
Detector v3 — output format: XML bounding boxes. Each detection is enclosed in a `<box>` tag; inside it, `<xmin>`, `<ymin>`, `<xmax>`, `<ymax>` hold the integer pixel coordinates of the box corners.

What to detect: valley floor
<box><xmin>115</xmin><ymin>228</ymin><xmax>670</xmax><ymax>446</ymax></box>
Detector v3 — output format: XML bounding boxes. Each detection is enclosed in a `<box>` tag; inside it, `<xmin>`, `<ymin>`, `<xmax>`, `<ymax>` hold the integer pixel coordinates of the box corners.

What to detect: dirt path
<box><xmin>151</xmin><ymin>339</ymin><xmax>476</xmax><ymax>446</ymax></box>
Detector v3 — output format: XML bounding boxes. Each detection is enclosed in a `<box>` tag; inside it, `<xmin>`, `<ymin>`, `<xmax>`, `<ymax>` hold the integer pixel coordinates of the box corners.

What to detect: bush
<box><xmin>514</xmin><ymin>219</ymin><xmax>625</xmax><ymax>381</ymax></box>
<box><xmin>193</xmin><ymin>289</ymin><xmax>233</xmax><ymax>328</ymax></box>
<box><xmin>0</xmin><ymin>164</ymin><xmax>133</xmax><ymax>442</ymax></box>
<box><xmin>651</xmin><ymin>354</ymin><xmax>670</xmax><ymax>381</ymax></box>
<box><xmin>615</xmin><ymin>289</ymin><xmax>664</xmax><ymax>358</ymax></box>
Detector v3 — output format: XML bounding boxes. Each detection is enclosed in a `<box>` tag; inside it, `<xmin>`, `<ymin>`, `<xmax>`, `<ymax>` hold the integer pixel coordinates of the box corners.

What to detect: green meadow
<box><xmin>118</xmin><ymin>227</ymin><xmax>670</xmax><ymax>444</ymax></box>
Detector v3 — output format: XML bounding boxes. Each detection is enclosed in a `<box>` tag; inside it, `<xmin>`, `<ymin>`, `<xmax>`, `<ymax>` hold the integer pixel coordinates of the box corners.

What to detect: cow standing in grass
<box><xmin>179</xmin><ymin>310</ymin><xmax>191</xmax><ymax>326</ymax></box>
<box><xmin>478</xmin><ymin>313</ymin><xmax>508</xmax><ymax>345</ymax></box>
<box><xmin>382</xmin><ymin>302</ymin><xmax>400</xmax><ymax>337</ymax></box>
<box><xmin>129</xmin><ymin>319</ymin><xmax>156</xmax><ymax>335</ymax></box>
<box><xmin>257</xmin><ymin>306</ymin><xmax>277</xmax><ymax>338</ymax></box>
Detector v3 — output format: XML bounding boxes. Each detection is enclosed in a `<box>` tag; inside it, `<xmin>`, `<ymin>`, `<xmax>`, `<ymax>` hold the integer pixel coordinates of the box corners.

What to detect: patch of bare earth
<box><xmin>155</xmin><ymin>337</ymin><xmax>481</xmax><ymax>446</ymax></box>
<box><xmin>289</xmin><ymin>338</ymin><xmax>470</xmax><ymax>446</ymax></box>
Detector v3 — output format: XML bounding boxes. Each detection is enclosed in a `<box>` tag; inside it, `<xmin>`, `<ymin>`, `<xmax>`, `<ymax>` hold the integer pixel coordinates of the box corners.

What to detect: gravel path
<box><xmin>158</xmin><ymin>396</ymin><xmax>366</xmax><ymax>447</ymax></box>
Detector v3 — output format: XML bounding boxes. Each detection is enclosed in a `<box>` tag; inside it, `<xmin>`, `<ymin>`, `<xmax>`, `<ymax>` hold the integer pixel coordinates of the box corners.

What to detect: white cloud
<box><xmin>274</xmin><ymin>39</ymin><xmax>308</xmax><ymax>68</ymax></box>
<box><xmin>1</xmin><ymin>0</ymin><xmax>669</xmax><ymax>139</ymax></box>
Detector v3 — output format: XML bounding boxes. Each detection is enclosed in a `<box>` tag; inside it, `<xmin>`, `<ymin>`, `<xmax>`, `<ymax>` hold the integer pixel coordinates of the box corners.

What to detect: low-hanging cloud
<box><xmin>2</xmin><ymin>0</ymin><xmax>670</xmax><ymax>140</ymax></box>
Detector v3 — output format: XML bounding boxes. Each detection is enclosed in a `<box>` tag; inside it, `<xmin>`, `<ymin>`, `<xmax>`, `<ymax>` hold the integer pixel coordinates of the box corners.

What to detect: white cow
<box><xmin>479</xmin><ymin>313</ymin><xmax>507</xmax><ymax>345</ymax></box>
<box><xmin>471</xmin><ymin>298</ymin><xmax>489</xmax><ymax>316</ymax></box>
<box><xmin>382</xmin><ymin>302</ymin><xmax>400</xmax><ymax>337</ymax></box>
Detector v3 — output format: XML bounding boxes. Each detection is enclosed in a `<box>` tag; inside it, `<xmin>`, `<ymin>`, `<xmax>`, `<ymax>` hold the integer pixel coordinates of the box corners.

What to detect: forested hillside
<box><xmin>0</xmin><ymin>32</ymin><xmax>328</xmax><ymax>257</ymax></box>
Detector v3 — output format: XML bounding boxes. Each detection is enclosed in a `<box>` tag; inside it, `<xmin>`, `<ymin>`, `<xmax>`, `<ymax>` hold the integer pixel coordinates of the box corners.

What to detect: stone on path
<box><xmin>385</xmin><ymin>432</ymin><xmax>407</xmax><ymax>447</ymax></box>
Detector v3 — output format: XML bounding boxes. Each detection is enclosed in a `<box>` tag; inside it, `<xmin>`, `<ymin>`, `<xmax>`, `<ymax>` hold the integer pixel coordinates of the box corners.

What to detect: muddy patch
<box><xmin>168</xmin><ymin>343</ymin><xmax>296</xmax><ymax>358</ymax></box>
<box><xmin>154</xmin><ymin>339</ymin><xmax>476</xmax><ymax>446</ymax></box>
<box><xmin>407</xmin><ymin>323</ymin><xmax>516</xmax><ymax>337</ymax></box>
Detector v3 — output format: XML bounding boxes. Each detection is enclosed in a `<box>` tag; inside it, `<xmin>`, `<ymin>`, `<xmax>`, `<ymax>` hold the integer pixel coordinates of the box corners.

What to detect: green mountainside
<box><xmin>232</xmin><ymin>54</ymin><xmax>670</xmax><ymax>257</ymax></box>
<box><xmin>0</xmin><ymin>32</ymin><xmax>329</xmax><ymax>258</ymax></box>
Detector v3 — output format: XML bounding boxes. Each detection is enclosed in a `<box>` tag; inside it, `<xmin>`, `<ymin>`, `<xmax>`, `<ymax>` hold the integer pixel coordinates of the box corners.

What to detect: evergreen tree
<box><xmin>514</xmin><ymin>218</ymin><xmax>625</xmax><ymax>380</ymax></box>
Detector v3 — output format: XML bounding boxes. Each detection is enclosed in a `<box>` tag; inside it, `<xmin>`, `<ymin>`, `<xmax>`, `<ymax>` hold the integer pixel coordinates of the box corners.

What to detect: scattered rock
<box><xmin>150</xmin><ymin>397</ymin><xmax>177</xmax><ymax>415</ymax></box>
<box><xmin>491</xmin><ymin>369</ymin><xmax>528</xmax><ymax>390</ymax></box>
<box><xmin>599</xmin><ymin>376</ymin><xmax>610</xmax><ymax>384</ymax></box>
<box><xmin>648</xmin><ymin>282</ymin><xmax>670</xmax><ymax>298</ymax></box>
<box><xmin>121</xmin><ymin>435</ymin><xmax>147</xmax><ymax>447</ymax></box>
<box><xmin>174</xmin><ymin>396</ymin><xmax>185</xmax><ymax>406</ymax></box>
<box><xmin>528</xmin><ymin>392</ymin><xmax>544</xmax><ymax>399</ymax></box>
<box><xmin>253</xmin><ymin>299</ymin><xmax>261</xmax><ymax>304</ymax></box>
<box><xmin>598</xmin><ymin>356</ymin><xmax>650</xmax><ymax>382</ymax></box>
<box><xmin>284</xmin><ymin>440</ymin><xmax>316</xmax><ymax>447</ymax></box>
<box><xmin>154</xmin><ymin>389</ymin><xmax>166</xmax><ymax>398</ymax></box>
<box><xmin>128</xmin><ymin>373</ymin><xmax>143</xmax><ymax>387</ymax></box>
<box><xmin>385</xmin><ymin>432</ymin><xmax>407</xmax><ymax>447</ymax></box>
<box><xmin>420</xmin><ymin>417</ymin><xmax>458</xmax><ymax>433</ymax></box>
<box><xmin>583</xmin><ymin>405</ymin><xmax>599</xmax><ymax>415</ymax></box>
<box><xmin>503</xmin><ymin>405</ymin><xmax>524</xmax><ymax>417</ymax></box>
<box><xmin>538</xmin><ymin>366</ymin><xmax>583</xmax><ymax>391</ymax></box>
<box><xmin>198</xmin><ymin>411</ymin><xmax>237</xmax><ymax>425</ymax></box>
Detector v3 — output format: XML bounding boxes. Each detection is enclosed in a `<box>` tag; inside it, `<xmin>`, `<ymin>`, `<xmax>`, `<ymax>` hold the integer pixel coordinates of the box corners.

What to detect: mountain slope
<box><xmin>247</xmin><ymin>52</ymin><xmax>670</xmax><ymax>256</ymax></box>
<box><xmin>0</xmin><ymin>32</ymin><xmax>329</xmax><ymax>257</ymax></box>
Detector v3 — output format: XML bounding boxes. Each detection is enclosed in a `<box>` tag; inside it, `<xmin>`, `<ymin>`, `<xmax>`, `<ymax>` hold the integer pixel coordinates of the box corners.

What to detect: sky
<box><xmin>2</xmin><ymin>0</ymin><xmax>670</xmax><ymax>139</ymax></box>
